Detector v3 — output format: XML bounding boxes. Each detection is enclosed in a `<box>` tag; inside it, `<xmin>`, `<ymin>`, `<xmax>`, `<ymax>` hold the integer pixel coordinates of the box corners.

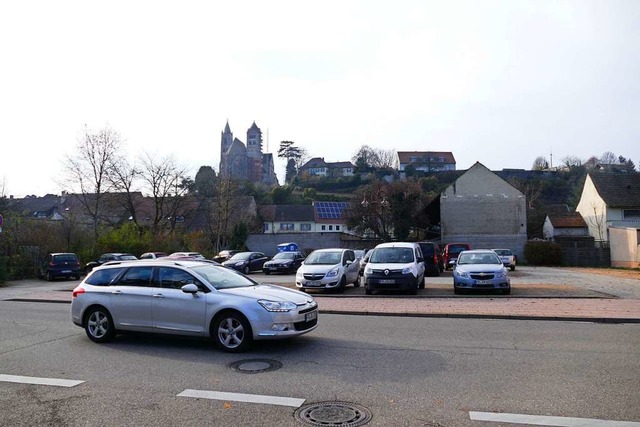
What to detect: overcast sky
<box><xmin>1</xmin><ymin>0</ymin><xmax>638</xmax><ymax>198</ymax></box>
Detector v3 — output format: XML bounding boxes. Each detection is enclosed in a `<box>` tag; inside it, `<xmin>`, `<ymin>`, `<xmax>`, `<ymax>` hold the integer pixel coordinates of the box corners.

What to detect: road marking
<box><xmin>469</xmin><ymin>411</ymin><xmax>640</xmax><ymax>426</ymax></box>
<box><xmin>0</xmin><ymin>374</ymin><xmax>84</xmax><ymax>387</ymax></box>
<box><xmin>177</xmin><ymin>389</ymin><xmax>305</xmax><ymax>408</ymax></box>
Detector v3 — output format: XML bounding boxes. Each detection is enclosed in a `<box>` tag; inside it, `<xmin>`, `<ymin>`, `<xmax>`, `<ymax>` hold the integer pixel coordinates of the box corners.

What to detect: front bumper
<box><xmin>253</xmin><ymin>305</ymin><xmax>319</xmax><ymax>339</ymax></box>
<box><xmin>454</xmin><ymin>276</ymin><xmax>510</xmax><ymax>290</ymax></box>
<box><xmin>264</xmin><ymin>264</ymin><xmax>293</xmax><ymax>273</ymax></box>
<box><xmin>365</xmin><ymin>272</ymin><xmax>417</xmax><ymax>291</ymax></box>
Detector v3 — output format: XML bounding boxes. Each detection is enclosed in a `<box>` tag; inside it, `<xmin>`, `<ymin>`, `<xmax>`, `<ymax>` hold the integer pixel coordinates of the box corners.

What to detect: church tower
<box><xmin>220</xmin><ymin>120</ymin><xmax>233</xmax><ymax>175</ymax></box>
<box><xmin>246</xmin><ymin>121</ymin><xmax>263</xmax><ymax>160</ymax></box>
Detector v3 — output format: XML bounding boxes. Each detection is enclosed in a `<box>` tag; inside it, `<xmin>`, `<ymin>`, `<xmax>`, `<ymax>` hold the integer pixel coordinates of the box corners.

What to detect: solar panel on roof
<box><xmin>315</xmin><ymin>201</ymin><xmax>348</xmax><ymax>219</ymax></box>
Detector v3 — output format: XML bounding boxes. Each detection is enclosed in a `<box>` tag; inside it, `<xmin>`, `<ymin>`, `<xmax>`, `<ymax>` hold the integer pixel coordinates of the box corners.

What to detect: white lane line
<box><xmin>177</xmin><ymin>389</ymin><xmax>305</xmax><ymax>408</ymax></box>
<box><xmin>469</xmin><ymin>411</ymin><xmax>640</xmax><ymax>426</ymax></box>
<box><xmin>0</xmin><ymin>374</ymin><xmax>84</xmax><ymax>388</ymax></box>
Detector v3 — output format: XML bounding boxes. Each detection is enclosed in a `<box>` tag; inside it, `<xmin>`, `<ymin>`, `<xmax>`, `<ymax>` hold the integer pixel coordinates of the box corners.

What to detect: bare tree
<box><xmin>138</xmin><ymin>152</ymin><xmax>190</xmax><ymax>235</ymax></box>
<box><xmin>374</xmin><ymin>148</ymin><xmax>396</xmax><ymax>169</ymax></box>
<box><xmin>600</xmin><ymin>151</ymin><xmax>617</xmax><ymax>165</ymax></box>
<box><xmin>508</xmin><ymin>178</ymin><xmax>543</xmax><ymax>209</ymax></box>
<box><xmin>61</xmin><ymin>125</ymin><xmax>122</xmax><ymax>243</ymax></box>
<box><xmin>561</xmin><ymin>156</ymin><xmax>583</xmax><ymax>170</ymax></box>
<box><xmin>532</xmin><ymin>156</ymin><xmax>549</xmax><ymax>171</ymax></box>
<box><xmin>207</xmin><ymin>175</ymin><xmax>244</xmax><ymax>252</ymax></box>
<box><xmin>107</xmin><ymin>155</ymin><xmax>143</xmax><ymax>232</ymax></box>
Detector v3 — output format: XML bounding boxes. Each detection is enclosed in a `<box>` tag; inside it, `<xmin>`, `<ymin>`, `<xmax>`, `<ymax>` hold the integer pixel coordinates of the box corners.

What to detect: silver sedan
<box><xmin>71</xmin><ymin>259</ymin><xmax>318</xmax><ymax>352</ymax></box>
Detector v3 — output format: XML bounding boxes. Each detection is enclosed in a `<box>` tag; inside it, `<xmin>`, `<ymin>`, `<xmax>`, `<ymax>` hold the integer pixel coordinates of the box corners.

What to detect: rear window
<box><xmin>419</xmin><ymin>244</ymin><xmax>435</xmax><ymax>256</ymax></box>
<box><xmin>85</xmin><ymin>268</ymin><xmax>124</xmax><ymax>286</ymax></box>
<box><xmin>494</xmin><ymin>249</ymin><xmax>512</xmax><ymax>256</ymax></box>
<box><xmin>53</xmin><ymin>254</ymin><xmax>78</xmax><ymax>263</ymax></box>
<box><xmin>448</xmin><ymin>245</ymin><xmax>469</xmax><ymax>254</ymax></box>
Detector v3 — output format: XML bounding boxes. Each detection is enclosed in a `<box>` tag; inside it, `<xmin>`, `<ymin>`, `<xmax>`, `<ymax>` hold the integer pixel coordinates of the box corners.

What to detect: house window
<box><xmin>321</xmin><ymin>225</ymin><xmax>326</xmax><ymax>231</ymax></box>
<box><xmin>336</xmin><ymin>225</ymin><xmax>340</xmax><ymax>231</ymax></box>
<box><xmin>300</xmin><ymin>223</ymin><xmax>311</xmax><ymax>231</ymax></box>
<box><xmin>623</xmin><ymin>209</ymin><xmax>640</xmax><ymax>219</ymax></box>
<box><xmin>329</xmin><ymin>225</ymin><xmax>333</xmax><ymax>231</ymax></box>
<box><xmin>264</xmin><ymin>223</ymin><xmax>269</xmax><ymax>232</ymax></box>
<box><xmin>279</xmin><ymin>223</ymin><xmax>294</xmax><ymax>231</ymax></box>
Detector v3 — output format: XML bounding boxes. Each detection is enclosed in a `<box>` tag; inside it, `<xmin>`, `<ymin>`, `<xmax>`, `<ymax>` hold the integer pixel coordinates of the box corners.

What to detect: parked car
<box><xmin>169</xmin><ymin>252</ymin><xmax>205</xmax><ymax>259</ymax></box>
<box><xmin>38</xmin><ymin>252</ymin><xmax>82</xmax><ymax>281</ymax></box>
<box><xmin>443</xmin><ymin>243</ymin><xmax>471</xmax><ymax>270</ymax></box>
<box><xmin>85</xmin><ymin>253</ymin><xmax>138</xmax><ymax>273</ymax></box>
<box><xmin>363</xmin><ymin>242</ymin><xmax>425</xmax><ymax>295</ymax></box>
<box><xmin>70</xmin><ymin>259</ymin><xmax>318</xmax><ymax>352</ymax></box>
<box><xmin>453</xmin><ymin>249</ymin><xmax>511</xmax><ymax>295</ymax></box>
<box><xmin>417</xmin><ymin>241</ymin><xmax>443</xmax><ymax>276</ymax></box>
<box><xmin>493</xmin><ymin>248</ymin><xmax>517</xmax><ymax>271</ymax></box>
<box><xmin>139</xmin><ymin>252</ymin><xmax>168</xmax><ymax>260</ymax></box>
<box><xmin>295</xmin><ymin>248</ymin><xmax>360</xmax><ymax>293</ymax></box>
<box><xmin>262</xmin><ymin>251</ymin><xmax>306</xmax><ymax>274</ymax></box>
<box><xmin>359</xmin><ymin>250</ymin><xmax>371</xmax><ymax>278</ymax></box>
<box><xmin>222</xmin><ymin>252</ymin><xmax>269</xmax><ymax>274</ymax></box>
<box><xmin>212</xmin><ymin>250</ymin><xmax>240</xmax><ymax>263</ymax></box>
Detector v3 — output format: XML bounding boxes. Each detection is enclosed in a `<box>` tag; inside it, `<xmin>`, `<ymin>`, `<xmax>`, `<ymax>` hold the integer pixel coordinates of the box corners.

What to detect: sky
<box><xmin>1</xmin><ymin>0</ymin><xmax>639</xmax><ymax>198</ymax></box>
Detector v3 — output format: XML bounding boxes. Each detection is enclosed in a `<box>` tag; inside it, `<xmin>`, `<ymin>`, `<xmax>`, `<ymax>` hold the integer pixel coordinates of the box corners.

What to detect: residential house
<box><xmin>259</xmin><ymin>201</ymin><xmax>350</xmax><ymax>234</ymax></box>
<box><xmin>576</xmin><ymin>172</ymin><xmax>640</xmax><ymax>242</ymax></box>
<box><xmin>395</xmin><ymin>151</ymin><xmax>456</xmax><ymax>172</ymax></box>
<box><xmin>440</xmin><ymin>162</ymin><xmax>527</xmax><ymax>260</ymax></box>
<box><xmin>299</xmin><ymin>158</ymin><xmax>355</xmax><ymax>178</ymax></box>
<box><xmin>543</xmin><ymin>211</ymin><xmax>589</xmax><ymax>240</ymax></box>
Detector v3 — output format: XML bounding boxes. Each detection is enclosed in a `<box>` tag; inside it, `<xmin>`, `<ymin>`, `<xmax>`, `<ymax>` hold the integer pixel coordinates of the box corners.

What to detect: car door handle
<box><xmin>111</xmin><ymin>290</ymin><xmax>123</xmax><ymax>295</ymax></box>
<box><xmin>153</xmin><ymin>294</ymin><xmax>165</xmax><ymax>298</ymax></box>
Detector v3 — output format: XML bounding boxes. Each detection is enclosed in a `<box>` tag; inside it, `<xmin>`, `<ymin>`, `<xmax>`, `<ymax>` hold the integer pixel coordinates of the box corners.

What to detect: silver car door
<box><xmin>152</xmin><ymin>267</ymin><xmax>207</xmax><ymax>334</ymax></box>
<box><xmin>109</xmin><ymin>266</ymin><xmax>154</xmax><ymax>330</ymax></box>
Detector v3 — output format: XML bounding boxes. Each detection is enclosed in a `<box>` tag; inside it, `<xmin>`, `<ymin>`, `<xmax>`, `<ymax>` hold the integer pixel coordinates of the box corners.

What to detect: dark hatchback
<box><xmin>85</xmin><ymin>253</ymin><xmax>138</xmax><ymax>273</ymax></box>
<box><xmin>417</xmin><ymin>242</ymin><xmax>443</xmax><ymax>276</ymax></box>
<box><xmin>38</xmin><ymin>253</ymin><xmax>82</xmax><ymax>281</ymax></box>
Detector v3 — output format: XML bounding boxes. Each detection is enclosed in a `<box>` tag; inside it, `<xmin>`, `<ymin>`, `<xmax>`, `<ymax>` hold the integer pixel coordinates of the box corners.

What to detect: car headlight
<box><xmin>455</xmin><ymin>270</ymin><xmax>469</xmax><ymax>278</ymax></box>
<box><xmin>258</xmin><ymin>300</ymin><xmax>297</xmax><ymax>312</ymax></box>
<box><xmin>402</xmin><ymin>267</ymin><xmax>412</xmax><ymax>274</ymax></box>
<box><xmin>365</xmin><ymin>266</ymin><xmax>372</xmax><ymax>275</ymax></box>
<box><xmin>236</xmin><ymin>261</ymin><xmax>246</xmax><ymax>266</ymax></box>
<box><xmin>325</xmin><ymin>267</ymin><xmax>339</xmax><ymax>278</ymax></box>
<box><xmin>496</xmin><ymin>270</ymin><xmax>507</xmax><ymax>279</ymax></box>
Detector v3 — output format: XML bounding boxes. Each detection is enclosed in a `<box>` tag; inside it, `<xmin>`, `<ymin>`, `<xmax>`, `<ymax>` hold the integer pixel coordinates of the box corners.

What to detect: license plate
<box><xmin>62</xmin><ymin>270</ymin><xmax>71</xmax><ymax>273</ymax></box>
<box><xmin>305</xmin><ymin>280</ymin><xmax>321</xmax><ymax>286</ymax></box>
<box><xmin>379</xmin><ymin>279</ymin><xmax>395</xmax><ymax>284</ymax></box>
<box><xmin>305</xmin><ymin>311</ymin><xmax>317</xmax><ymax>322</ymax></box>
<box><xmin>476</xmin><ymin>280</ymin><xmax>493</xmax><ymax>285</ymax></box>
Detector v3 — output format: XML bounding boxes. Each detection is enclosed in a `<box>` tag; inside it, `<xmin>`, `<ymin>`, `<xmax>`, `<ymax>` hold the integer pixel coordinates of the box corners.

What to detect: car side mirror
<box><xmin>345</xmin><ymin>260</ymin><xmax>353</xmax><ymax>266</ymax></box>
<box><xmin>417</xmin><ymin>257</ymin><xmax>424</xmax><ymax>263</ymax></box>
<box><xmin>181</xmin><ymin>284</ymin><xmax>199</xmax><ymax>294</ymax></box>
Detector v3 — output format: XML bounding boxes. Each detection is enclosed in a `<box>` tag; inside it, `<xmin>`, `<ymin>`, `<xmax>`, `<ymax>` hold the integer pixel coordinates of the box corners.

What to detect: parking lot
<box><xmin>249</xmin><ymin>266</ymin><xmax>640</xmax><ymax>299</ymax></box>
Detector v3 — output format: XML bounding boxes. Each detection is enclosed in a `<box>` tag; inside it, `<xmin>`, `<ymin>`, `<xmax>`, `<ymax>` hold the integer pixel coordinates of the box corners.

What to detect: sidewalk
<box><xmin>4</xmin><ymin>286</ymin><xmax>640</xmax><ymax>324</ymax></box>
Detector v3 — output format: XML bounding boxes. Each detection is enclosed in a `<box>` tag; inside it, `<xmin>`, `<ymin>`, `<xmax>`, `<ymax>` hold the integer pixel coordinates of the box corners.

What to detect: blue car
<box><xmin>453</xmin><ymin>249</ymin><xmax>511</xmax><ymax>295</ymax></box>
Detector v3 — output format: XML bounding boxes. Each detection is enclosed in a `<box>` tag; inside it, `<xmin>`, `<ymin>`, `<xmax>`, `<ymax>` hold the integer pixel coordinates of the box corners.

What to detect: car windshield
<box><xmin>192</xmin><ymin>264</ymin><xmax>257</xmax><ymax>289</ymax></box>
<box><xmin>305</xmin><ymin>251</ymin><xmax>342</xmax><ymax>265</ymax></box>
<box><xmin>119</xmin><ymin>255</ymin><xmax>138</xmax><ymax>260</ymax></box>
<box><xmin>457</xmin><ymin>253</ymin><xmax>501</xmax><ymax>265</ymax></box>
<box><xmin>494</xmin><ymin>249</ymin><xmax>512</xmax><ymax>256</ymax></box>
<box><xmin>272</xmin><ymin>252</ymin><xmax>296</xmax><ymax>260</ymax></box>
<box><xmin>229</xmin><ymin>252</ymin><xmax>253</xmax><ymax>261</ymax></box>
<box><xmin>370</xmin><ymin>247</ymin><xmax>414</xmax><ymax>264</ymax></box>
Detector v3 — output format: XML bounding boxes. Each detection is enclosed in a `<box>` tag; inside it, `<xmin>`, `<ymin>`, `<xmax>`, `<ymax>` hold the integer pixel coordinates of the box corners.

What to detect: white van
<box><xmin>363</xmin><ymin>242</ymin><xmax>425</xmax><ymax>295</ymax></box>
<box><xmin>295</xmin><ymin>248</ymin><xmax>360</xmax><ymax>293</ymax></box>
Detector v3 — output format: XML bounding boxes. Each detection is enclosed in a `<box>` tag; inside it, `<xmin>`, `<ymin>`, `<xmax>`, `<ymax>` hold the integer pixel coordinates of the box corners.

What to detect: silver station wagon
<box><xmin>71</xmin><ymin>259</ymin><xmax>318</xmax><ymax>352</ymax></box>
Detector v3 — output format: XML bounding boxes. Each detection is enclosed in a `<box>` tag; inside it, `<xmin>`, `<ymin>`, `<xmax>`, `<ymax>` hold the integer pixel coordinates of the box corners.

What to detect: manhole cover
<box><xmin>294</xmin><ymin>401</ymin><xmax>372</xmax><ymax>426</ymax></box>
<box><xmin>228</xmin><ymin>359</ymin><xmax>282</xmax><ymax>374</ymax></box>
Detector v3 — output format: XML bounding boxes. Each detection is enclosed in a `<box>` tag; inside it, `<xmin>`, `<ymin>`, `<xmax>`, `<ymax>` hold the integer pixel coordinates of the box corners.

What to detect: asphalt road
<box><xmin>0</xmin><ymin>300</ymin><xmax>639</xmax><ymax>426</ymax></box>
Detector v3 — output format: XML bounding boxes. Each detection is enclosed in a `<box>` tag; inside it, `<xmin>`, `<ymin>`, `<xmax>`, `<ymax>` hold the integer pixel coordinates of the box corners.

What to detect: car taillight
<box><xmin>50</xmin><ymin>262</ymin><xmax>55</xmax><ymax>266</ymax></box>
<box><xmin>72</xmin><ymin>286</ymin><xmax>85</xmax><ymax>298</ymax></box>
<box><xmin>433</xmin><ymin>254</ymin><xmax>438</xmax><ymax>263</ymax></box>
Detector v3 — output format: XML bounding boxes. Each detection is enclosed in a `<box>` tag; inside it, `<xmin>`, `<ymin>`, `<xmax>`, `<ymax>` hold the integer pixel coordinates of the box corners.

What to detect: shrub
<box><xmin>524</xmin><ymin>240</ymin><xmax>562</xmax><ymax>266</ymax></box>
